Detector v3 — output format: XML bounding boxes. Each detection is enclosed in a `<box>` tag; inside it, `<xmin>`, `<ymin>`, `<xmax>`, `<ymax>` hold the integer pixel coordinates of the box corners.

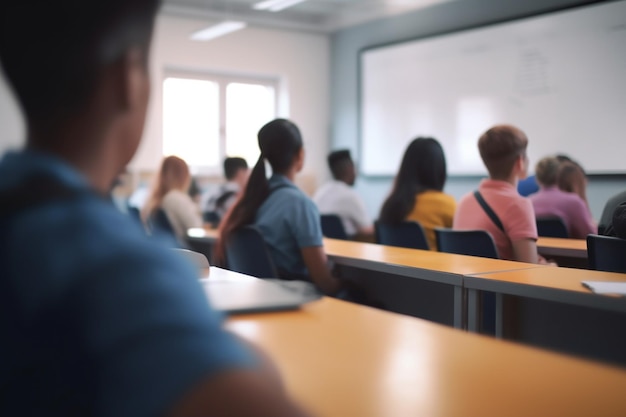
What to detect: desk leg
<box><xmin>467</xmin><ymin>289</ymin><xmax>479</xmax><ymax>332</ymax></box>
<box><xmin>453</xmin><ymin>286</ymin><xmax>463</xmax><ymax>329</ymax></box>
<box><xmin>495</xmin><ymin>293</ymin><xmax>503</xmax><ymax>339</ymax></box>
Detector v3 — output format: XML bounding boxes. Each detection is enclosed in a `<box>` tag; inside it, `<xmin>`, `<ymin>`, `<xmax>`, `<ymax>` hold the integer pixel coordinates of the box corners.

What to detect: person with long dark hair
<box><xmin>379</xmin><ymin>137</ymin><xmax>456</xmax><ymax>249</ymax></box>
<box><xmin>218</xmin><ymin>119</ymin><xmax>341</xmax><ymax>295</ymax></box>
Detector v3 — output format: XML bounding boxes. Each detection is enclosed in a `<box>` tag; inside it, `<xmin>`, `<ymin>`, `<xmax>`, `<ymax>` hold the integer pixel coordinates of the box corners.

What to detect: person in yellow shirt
<box><xmin>379</xmin><ymin>137</ymin><xmax>456</xmax><ymax>249</ymax></box>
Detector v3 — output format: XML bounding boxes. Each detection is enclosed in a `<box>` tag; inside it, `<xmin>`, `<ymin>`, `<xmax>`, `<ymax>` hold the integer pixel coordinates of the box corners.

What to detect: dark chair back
<box><xmin>147</xmin><ymin>208</ymin><xmax>175</xmax><ymax>235</ymax></box>
<box><xmin>225</xmin><ymin>225</ymin><xmax>279</xmax><ymax>278</ymax></box>
<box><xmin>536</xmin><ymin>216</ymin><xmax>568</xmax><ymax>238</ymax></box>
<box><xmin>127</xmin><ymin>206</ymin><xmax>142</xmax><ymax>223</ymax></box>
<box><xmin>435</xmin><ymin>228</ymin><xmax>499</xmax><ymax>335</ymax></box>
<box><xmin>203</xmin><ymin>211</ymin><xmax>221</xmax><ymax>228</ymax></box>
<box><xmin>320</xmin><ymin>214</ymin><xmax>349</xmax><ymax>240</ymax></box>
<box><xmin>435</xmin><ymin>228</ymin><xmax>499</xmax><ymax>259</ymax></box>
<box><xmin>375</xmin><ymin>221</ymin><xmax>429</xmax><ymax>250</ymax></box>
<box><xmin>587</xmin><ymin>234</ymin><xmax>626</xmax><ymax>273</ymax></box>
<box><xmin>147</xmin><ymin>208</ymin><xmax>183</xmax><ymax>246</ymax></box>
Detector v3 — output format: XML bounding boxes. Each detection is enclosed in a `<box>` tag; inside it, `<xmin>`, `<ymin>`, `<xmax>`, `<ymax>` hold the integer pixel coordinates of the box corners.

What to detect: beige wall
<box><xmin>0</xmin><ymin>13</ymin><xmax>331</xmax><ymax>196</ymax></box>
<box><xmin>134</xmin><ymin>14</ymin><xmax>330</xmax><ymax>192</ymax></box>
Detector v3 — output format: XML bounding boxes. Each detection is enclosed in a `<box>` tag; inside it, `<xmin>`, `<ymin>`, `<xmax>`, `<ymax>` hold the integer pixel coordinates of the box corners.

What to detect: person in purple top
<box><xmin>529</xmin><ymin>157</ymin><xmax>596</xmax><ymax>239</ymax></box>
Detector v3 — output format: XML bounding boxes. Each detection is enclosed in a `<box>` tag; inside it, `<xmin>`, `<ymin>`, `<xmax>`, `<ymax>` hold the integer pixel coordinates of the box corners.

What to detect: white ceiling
<box><xmin>161</xmin><ymin>0</ymin><xmax>457</xmax><ymax>33</ymax></box>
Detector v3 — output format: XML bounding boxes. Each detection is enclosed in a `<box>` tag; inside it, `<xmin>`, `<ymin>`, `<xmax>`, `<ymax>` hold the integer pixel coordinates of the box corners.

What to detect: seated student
<box><xmin>529</xmin><ymin>156</ymin><xmax>596</xmax><ymax>238</ymax></box>
<box><xmin>141</xmin><ymin>155</ymin><xmax>203</xmax><ymax>241</ymax></box>
<box><xmin>313</xmin><ymin>149</ymin><xmax>373</xmax><ymax>239</ymax></box>
<box><xmin>517</xmin><ymin>174</ymin><xmax>539</xmax><ymax>197</ymax></box>
<box><xmin>379</xmin><ymin>137</ymin><xmax>456</xmax><ymax>250</ymax></box>
<box><xmin>605</xmin><ymin>202</ymin><xmax>626</xmax><ymax>239</ymax></box>
<box><xmin>203</xmin><ymin>157</ymin><xmax>249</xmax><ymax>225</ymax></box>
<box><xmin>557</xmin><ymin>159</ymin><xmax>590</xmax><ymax>209</ymax></box>
<box><xmin>218</xmin><ymin>119</ymin><xmax>342</xmax><ymax>295</ymax></box>
<box><xmin>0</xmin><ymin>2</ymin><xmax>309</xmax><ymax>416</ymax></box>
<box><xmin>454</xmin><ymin>125</ymin><xmax>542</xmax><ymax>263</ymax></box>
<box><xmin>599</xmin><ymin>190</ymin><xmax>626</xmax><ymax>234</ymax></box>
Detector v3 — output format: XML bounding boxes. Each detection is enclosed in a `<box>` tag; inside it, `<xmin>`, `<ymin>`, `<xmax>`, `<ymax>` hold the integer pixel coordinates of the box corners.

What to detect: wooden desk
<box><xmin>537</xmin><ymin>237</ymin><xmax>587</xmax><ymax>259</ymax></box>
<box><xmin>186</xmin><ymin>230</ymin><xmax>545</xmax><ymax>329</ymax></box>
<box><xmin>228</xmin><ymin>297</ymin><xmax>626</xmax><ymax>417</ymax></box>
<box><xmin>466</xmin><ymin>267</ymin><xmax>626</xmax><ymax>365</ymax></box>
<box><xmin>324</xmin><ymin>238</ymin><xmax>542</xmax><ymax>328</ymax></box>
<box><xmin>537</xmin><ymin>237</ymin><xmax>588</xmax><ymax>268</ymax></box>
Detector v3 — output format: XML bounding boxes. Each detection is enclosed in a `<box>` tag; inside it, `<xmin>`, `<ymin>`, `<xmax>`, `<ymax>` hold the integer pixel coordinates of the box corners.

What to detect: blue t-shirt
<box><xmin>0</xmin><ymin>150</ymin><xmax>253</xmax><ymax>417</ymax></box>
<box><xmin>255</xmin><ymin>174</ymin><xmax>323</xmax><ymax>277</ymax></box>
<box><xmin>517</xmin><ymin>174</ymin><xmax>539</xmax><ymax>197</ymax></box>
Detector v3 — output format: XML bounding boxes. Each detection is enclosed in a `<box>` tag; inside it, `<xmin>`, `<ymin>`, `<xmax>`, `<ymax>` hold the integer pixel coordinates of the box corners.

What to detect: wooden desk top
<box><xmin>324</xmin><ymin>238</ymin><xmax>542</xmax><ymax>280</ymax></box>
<box><xmin>537</xmin><ymin>237</ymin><xmax>587</xmax><ymax>259</ymax></box>
<box><xmin>467</xmin><ymin>266</ymin><xmax>626</xmax><ymax>312</ymax></box>
<box><xmin>189</xmin><ymin>229</ymin><xmax>589</xmax><ymax>261</ymax></box>
<box><xmin>228</xmin><ymin>297</ymin><xmax>626</xmax><ymax>417</ymax></box>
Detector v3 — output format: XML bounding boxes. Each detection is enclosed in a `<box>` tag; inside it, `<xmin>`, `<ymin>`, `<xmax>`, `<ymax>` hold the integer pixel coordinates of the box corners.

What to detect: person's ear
<box><xmin>296</xmin><ymin>147</ymin><xmax>305</xmax><ymax>171</ymax></box>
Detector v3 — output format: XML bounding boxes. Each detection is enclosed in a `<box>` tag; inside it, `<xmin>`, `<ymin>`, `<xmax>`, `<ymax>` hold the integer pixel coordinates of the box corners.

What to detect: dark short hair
<box><xmin>223</xmin><ymin>157</ymin><xmax>248</xmax><ymax>180</ymax></box>
<box><xmin>327</xmin><ymin>149</ymin><xmax>353</xmax><ymax>179</ymax></box>
<box><xmin>478</xmin><ymin>125</ymin><xmax>528</xmax><ymax>180</ymax></box>
<box><xmin>0</xmin><ymin>0</ymin><xmax>160</xmax><ymax>129</ymax></box>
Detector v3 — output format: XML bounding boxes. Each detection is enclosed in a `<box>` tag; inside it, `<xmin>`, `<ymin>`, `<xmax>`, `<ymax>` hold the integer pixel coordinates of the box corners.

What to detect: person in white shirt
<box><xmin>203</xmin><ymin>157</ymin><xmax>250</xmax><ymax>225</ymax></box>
<box><xmin>313</xmin><ymin>150</ymin><xmax>373</xmax><ymax>239</ymax></box>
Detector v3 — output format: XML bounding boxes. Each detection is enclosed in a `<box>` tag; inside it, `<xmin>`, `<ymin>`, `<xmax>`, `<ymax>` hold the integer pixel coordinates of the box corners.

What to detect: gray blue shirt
<box><xmin>255</xmin><ymin>174</ymin><xmax>323</xmax><ymax>277</ymax></box>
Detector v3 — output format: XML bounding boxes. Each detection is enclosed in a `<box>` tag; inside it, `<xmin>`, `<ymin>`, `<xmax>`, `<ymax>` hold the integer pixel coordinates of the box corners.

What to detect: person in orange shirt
<box><xmin>379</xmin><ymin>137</ymin><xmax>456</xmax><ymax>250</ymax></box>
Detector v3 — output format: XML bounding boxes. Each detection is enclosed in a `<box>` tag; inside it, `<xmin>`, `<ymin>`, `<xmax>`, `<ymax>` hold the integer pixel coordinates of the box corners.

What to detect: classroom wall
<box><xmin>329</xmin><ymin>0</ymin><xmax>626</xmax><ymax>221</ymax></box>
<box><xmin>0</xmin><ymin>13</ymin><xmax>330</xmax><ymax>195</ymax></box>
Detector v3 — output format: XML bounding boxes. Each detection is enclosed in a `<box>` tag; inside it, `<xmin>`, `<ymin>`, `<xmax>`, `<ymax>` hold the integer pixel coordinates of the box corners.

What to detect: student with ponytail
<box><xmin>218</xmin><ymin>119</ymin><xmax>342</xmax><ymax>295</ymax></box>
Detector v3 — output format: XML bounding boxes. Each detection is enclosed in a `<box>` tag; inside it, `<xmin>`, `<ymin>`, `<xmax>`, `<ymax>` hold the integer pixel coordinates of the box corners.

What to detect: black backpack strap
<box><xmin>473</xmin><ymin>191</ymin><xmax>505</xmax><ymax>232</ymax></box>
<box><xmin>0</xmin><ymin>175</ymin><xmax>93</xmax><ymax>220</ymax></box>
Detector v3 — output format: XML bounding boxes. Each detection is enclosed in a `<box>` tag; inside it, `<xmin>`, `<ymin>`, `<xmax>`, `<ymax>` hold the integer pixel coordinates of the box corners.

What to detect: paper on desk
<box><xmin>582</xmin><ymin>281</ymin><xmax>626</xmax><ymax>295</ymax></box>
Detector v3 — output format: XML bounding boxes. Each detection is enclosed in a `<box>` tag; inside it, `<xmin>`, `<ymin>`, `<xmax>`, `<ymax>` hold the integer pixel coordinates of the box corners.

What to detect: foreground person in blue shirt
<box><xmin>0</xmin><ymin>1</ymin><xmax>309</xmax><ymax>416</ymax></box>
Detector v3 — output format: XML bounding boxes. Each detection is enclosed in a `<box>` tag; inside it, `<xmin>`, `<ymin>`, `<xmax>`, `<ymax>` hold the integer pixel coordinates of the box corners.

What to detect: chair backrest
<box><xmin>150</xmin><ymin>208</ymin><xmax>176</xmax><ymax>236</ymax></box>
<box><xmin>225</xmin><ymin>225</ymin><xmax>279</xmax><ymax>278</ymax></box>
<box><xmin>536</xmin><ymin>216</ymin><xmax>569</xmax><ymax>238</ymax></box>
<box><xmin>435</xmin><ymin>228</ymin><xmax>499</xmax><ymax>259</ymax></box>
<box><xmin>127</xmin><ymin>206</ymin><xmax>142</xmax><ymax>222</ymax></box>
<box><xmin>202</xmin><ymin>211</ymin><xmax>221</xmax><ymax>228</ymax></box>
<box><xmin>587</xmin><ymin>234</ymin><xmax>626</xmax><ymax>273</ymax></box>
<box><xmin>320</xmin><ymin>214</ymin><xmax>349</xmax><ymax>240</ymax></box>
<box><xmin>374</xmin><ymin>221</ymin><xmax>429</xmax><ymax>250</ymax></box>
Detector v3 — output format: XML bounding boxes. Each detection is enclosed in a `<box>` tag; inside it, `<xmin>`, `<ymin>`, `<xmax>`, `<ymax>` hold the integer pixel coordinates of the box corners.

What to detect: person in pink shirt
<box><xmin>529</xmin><ymin>157</ymin><xmax>596</xmax><ymax>239</ymax></box>
<box><xmin>454</xmin><ymin>125</ymin><xmax>540</xmax><ymax>263</ymax></box>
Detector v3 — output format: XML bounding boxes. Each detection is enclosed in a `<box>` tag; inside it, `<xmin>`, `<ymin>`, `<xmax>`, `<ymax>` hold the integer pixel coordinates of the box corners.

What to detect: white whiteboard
<box><xmin>360</xmin><ymin>0</ymin><xmax>626</xmax><ymax>176</ymax></box>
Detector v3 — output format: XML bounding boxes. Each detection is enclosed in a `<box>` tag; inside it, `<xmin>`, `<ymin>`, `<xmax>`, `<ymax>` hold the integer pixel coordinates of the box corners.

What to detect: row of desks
<box><xmin>216</xmin><ymin>271</ymin><xmax>626</xmax><ymax>416</ymax></box>
<box><xmin>188</xmin><ymin>228</ymin><xmax>626</xmax><ymax>365</ymax></box>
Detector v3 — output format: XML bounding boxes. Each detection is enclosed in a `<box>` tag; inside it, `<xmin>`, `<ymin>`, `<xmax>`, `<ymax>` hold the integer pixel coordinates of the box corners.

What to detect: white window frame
<box><xmin>162</xmin><ymin>68</ymin><xmax>279</xmax><ymax>176</ymax></box>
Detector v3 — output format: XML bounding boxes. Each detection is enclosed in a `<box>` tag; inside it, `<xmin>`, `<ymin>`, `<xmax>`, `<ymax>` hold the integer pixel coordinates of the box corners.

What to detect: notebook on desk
<box><xmin>582</xmin><ymin>281</ymin><xmax>626</xmax><ymax>296</ymax></box>
<box><xmin>201</xmin><ymin>277</ymin><xmax>321</xmax><ymax>314</ymax></box>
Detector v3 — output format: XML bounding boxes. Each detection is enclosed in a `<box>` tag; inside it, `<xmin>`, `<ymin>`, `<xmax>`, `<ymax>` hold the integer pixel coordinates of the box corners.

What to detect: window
<box><xmin>162</xmin><ymin>72</ymin><xmax>278</xmax><ymax>174</ymax></box>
